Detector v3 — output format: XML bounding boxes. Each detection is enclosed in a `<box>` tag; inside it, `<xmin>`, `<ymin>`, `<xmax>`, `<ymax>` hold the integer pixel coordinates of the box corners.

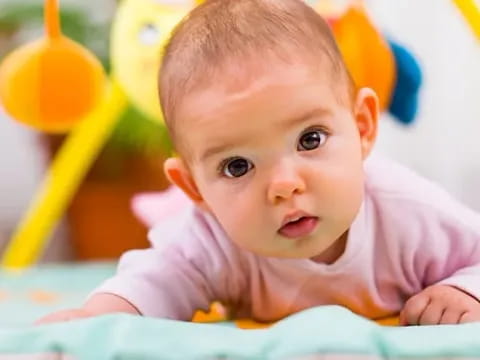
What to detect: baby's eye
<box><xmin>297</xmin><ymin>129</ymin><xmax>328</xmax><ymax>151</ymax></box>
<box><xmin>221</xmin><ymin>157</ymin><xmax>254</xmax><ymax>178</ymax></box>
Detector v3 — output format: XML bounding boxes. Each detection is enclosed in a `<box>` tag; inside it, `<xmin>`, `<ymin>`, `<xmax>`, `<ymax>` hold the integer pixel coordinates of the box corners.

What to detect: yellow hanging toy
<box><xmin>452</xmin><ymin>0</ymin><xmax>480</xmax><ymax>40</ymax></box>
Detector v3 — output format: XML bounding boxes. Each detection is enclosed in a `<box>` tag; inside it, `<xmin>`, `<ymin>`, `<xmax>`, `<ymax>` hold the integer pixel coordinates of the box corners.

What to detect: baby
<box><xmin>39</xmin><ymin>0</ymin><xmax>480</xmax><ymax>326</ymax></box>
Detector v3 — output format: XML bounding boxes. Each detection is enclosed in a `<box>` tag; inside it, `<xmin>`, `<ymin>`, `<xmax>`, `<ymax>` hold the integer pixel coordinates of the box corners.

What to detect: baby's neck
<box><xmin>310</xmin><ymin>231</ymin><xmax>348</xmax><ymax>265</ymax></box>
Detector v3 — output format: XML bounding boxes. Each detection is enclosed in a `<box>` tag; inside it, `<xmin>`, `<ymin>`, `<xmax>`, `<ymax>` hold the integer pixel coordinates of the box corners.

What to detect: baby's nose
<box><xmin>267</xmin><ymin>166</ymin><xmax>306</xmax><ymax>204</ymax></box>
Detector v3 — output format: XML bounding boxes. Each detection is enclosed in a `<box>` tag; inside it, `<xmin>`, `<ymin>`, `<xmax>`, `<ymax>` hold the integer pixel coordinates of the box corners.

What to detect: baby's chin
<box><xmin>230</xmin><ymin>236</ymin><xmax>339</xmax><ymax>260</ymax></box>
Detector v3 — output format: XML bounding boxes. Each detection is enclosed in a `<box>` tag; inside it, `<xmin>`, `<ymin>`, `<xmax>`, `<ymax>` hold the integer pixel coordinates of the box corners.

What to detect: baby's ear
<box><xmin>354</xmin><ymin>87</ymin><xmax>379</xmax><ymax>159</ymax></box>
<box><xmin>164</xmin><ymin>157</ymin><xmax>204</xmax><ymax>203</ymax></box>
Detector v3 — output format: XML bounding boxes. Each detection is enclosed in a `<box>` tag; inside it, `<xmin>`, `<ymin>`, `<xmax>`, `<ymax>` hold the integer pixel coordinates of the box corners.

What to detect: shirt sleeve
<box><xmin>90</xmin><ymin>206</ymin><xmax>248</xmax><ymax>320</ymax></box>
<box><xmin>414</xmin><ymin>198</ymin><xmax>480</xmax><ymax>301</ymax></box>
<box><xmin>364</xmin><ymin>155</ymin><xmax>480</xmax><ymax>302</ymax></box>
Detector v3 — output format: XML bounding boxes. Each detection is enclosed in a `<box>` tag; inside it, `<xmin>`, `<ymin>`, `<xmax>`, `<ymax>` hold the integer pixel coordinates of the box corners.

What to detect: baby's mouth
<box><xmin>278</xmin><ymin>215</ymin><xmax>319</xmax><ymax>239</ymax></box>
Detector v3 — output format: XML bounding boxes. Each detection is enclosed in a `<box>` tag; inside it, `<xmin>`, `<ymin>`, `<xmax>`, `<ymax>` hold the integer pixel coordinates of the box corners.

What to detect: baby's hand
<box><xmin>400</xmin><ymin>285</ymin><xmax>480</xmax><ymax>325</ymax></box>
<box><xmin>35</xmin><ymin>293</ymin><xmax>140</xmax><ymax>325</ymax></box>
<box><xmin>35</xmin><ymin>308</ymin><xmax>94</xmax><ymax>325</ymax></box>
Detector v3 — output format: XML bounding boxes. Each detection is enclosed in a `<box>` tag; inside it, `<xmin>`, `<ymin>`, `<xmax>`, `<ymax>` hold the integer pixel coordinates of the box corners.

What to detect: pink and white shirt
<box><xmin>94</xmin><ymin>155</ymin><xmax>480</xmax><ymax>321</ymax></box>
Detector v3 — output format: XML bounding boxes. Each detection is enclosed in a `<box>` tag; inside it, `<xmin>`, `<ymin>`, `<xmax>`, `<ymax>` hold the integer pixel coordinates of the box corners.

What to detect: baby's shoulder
<box><xmin>365</xmin><ymin>154</ymin><xmax>446</xmax><ymax>202</ymax></box>
<box><xmin>364</xmin><ymin>154</ymin><xmax>480</xmax><ymax>232</ymax></box>
<box><xmin>147</xmin><ymin>203</ymin><xmax>248</xmax><ymax>262</ymax></box>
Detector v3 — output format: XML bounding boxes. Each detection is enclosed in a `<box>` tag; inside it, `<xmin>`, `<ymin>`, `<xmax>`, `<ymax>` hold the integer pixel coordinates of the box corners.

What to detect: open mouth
<box><xmin>278</xmin><ymin>216</ymin><xmax>319</xmax><ymax>239</ymax></box>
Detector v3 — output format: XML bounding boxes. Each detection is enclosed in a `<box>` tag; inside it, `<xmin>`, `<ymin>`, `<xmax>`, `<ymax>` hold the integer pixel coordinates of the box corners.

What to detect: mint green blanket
<box><xmin>1</xmin><ymin>263</ymin><xmax>480</xmax><ymax>359</ymax></box>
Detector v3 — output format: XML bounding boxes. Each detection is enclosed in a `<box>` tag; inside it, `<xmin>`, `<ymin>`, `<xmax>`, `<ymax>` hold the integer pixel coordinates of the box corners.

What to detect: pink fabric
<box><xmin>131</xmin><ymin>186</ymin><xmax>190</xmax><ymax>228</ymax></box>
<box><xmin>98</xmin><ymin>155</ymin><xmax>480</xmax><ymax>321</ymax></box>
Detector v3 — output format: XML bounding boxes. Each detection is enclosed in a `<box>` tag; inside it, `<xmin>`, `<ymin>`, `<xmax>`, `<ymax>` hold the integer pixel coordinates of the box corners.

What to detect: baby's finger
<box><xmin>439</xmin><ymin>309</ymin><xmax>462</xmax><ymax>325</ymax></box>
<box><xmin>419</xmin><ymin>301</ymin><xmax>444</xmax><ymax>325</ymax></box>
<box><xmin>35</xmin><ymin>309</ymin><xmax>89</xmax><ymax>325</ymax></box>
<box><xmin>35</xmin><ymin>312</ymin><xmax>70</xmax><ymax>325</ymax></box>
<box><xmin>459</xmin><ymin>311</ymin><xmax>480</xmax><ymax>324</ymax></box>
<box><xmin>400</xmin><ymin>294</ymin><xmax>430</xmax><ymax>325</ymax></box>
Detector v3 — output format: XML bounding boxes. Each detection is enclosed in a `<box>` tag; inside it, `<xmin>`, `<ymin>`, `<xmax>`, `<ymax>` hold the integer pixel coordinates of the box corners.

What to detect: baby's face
<box><xmin>173</xmin><ymin>61</ymin><xmax>375</xmax><ymax>259</ymax></box>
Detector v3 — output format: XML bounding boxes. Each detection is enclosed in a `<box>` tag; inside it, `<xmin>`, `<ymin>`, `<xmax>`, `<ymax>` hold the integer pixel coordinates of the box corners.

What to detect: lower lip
<box><xmin>279</xmin><ymin>217</ymin><xmax>319</xmax><ymax>239</ymax></box>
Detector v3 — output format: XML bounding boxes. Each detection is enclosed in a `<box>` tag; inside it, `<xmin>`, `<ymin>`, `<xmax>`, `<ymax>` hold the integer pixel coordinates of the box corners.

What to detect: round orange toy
<box><xmin>0</xmin><ymin>0</ymin><xmax>105</xmax><ymax>133</ymax></box>
<box><xmin>330</xmin><ymin>5</ymin><xmax>396</xmax><ymax>111</ymax></box>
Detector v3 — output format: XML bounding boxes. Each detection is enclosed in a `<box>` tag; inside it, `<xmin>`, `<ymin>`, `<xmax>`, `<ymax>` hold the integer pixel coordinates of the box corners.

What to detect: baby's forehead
<box><xmin>217</xmin><ymin>49</ymin><xmax>339</xmax><ymax>87</ymax></box>
<box><xmin>182</xmin><ymin>57</ymin><xmax>349</xmax><ymax>114</ymax></box>
<box><xmin>166</xmin><ymin>54</ymin><xmax>353</xmax><ymax>157</ymax></box>
<box><xmin>173</xmin><ymin>69</ymin><xmax>351</xmax><ymax>160</ymax></box>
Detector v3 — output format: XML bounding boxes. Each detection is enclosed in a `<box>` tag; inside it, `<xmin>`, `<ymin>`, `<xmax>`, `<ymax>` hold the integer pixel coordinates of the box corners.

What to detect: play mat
<box><xmin>1</xmin><ymin>262</ymin><xmax>480</xmax><ymax>359</ymax></box>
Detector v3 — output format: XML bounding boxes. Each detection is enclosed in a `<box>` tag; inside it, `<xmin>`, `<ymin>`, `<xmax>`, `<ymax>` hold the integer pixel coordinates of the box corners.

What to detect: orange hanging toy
<box><xmin>0</xmin><ymin>0</ymin><xmax>105</xmax><ymax>133</ymax></box>
<box><xmin>330</xmin><ymin>4</ymin><xmax>396</xmax><ymax>111</ymax></box>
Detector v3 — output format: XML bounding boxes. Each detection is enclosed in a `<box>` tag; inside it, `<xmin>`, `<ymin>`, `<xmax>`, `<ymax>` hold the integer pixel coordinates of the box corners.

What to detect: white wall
<box><xmin>366</xmin><ymin>0</ymin><xmax>480</xmax><ymax>210</ymax></box>
<box><xmin>0</xmin><ymin>113</ymin><xmax>44</xmax><ymax>247</ymax></box>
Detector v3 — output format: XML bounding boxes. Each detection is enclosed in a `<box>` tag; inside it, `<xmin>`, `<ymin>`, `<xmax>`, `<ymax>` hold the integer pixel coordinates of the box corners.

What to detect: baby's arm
<box><xmin>36</xmin><ymin>293</ymin><xmax>140</xmax><ymax>325</ymax></box>
<box><xmin>399</xmin><ymin>202</ymin><xmax>480</xmax><ymax>325</ymax></box>
<box><xmin>36</xmin><ymin>208</ymin><xmax>247</xmax><ymax>325</ymax></box>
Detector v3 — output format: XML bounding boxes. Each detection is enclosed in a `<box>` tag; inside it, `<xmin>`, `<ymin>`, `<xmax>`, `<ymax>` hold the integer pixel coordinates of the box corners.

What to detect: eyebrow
<box><xmin>199</xmin><ymin>107</ymin><xmax>331</xmax><ymax>162</ymax></box>
<box><xmin>285</xmin><ymin>107</ymin><xmax>331</xmax><ymax>129</ymax></box>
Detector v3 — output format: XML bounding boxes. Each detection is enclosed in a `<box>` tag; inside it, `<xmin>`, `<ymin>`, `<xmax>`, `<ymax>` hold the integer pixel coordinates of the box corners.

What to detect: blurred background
<box><xmin>370</xmin><ymin>0</ymin><xmax>480</xmax><ymax>211</ymax></box>
<box><xmin>0</xmin><ymin>0</ymin><xmax>478</xmax><ymax>263</ymax></box>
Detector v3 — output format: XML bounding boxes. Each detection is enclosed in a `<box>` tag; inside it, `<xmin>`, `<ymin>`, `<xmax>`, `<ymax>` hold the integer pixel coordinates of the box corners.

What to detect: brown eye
<box><xmin>223</xmin><ymin>157</ymin><xmax>254</xmax><ymax>178</ymax></box>
<box><xmin>297</xmin><ymin>130</ymin><xmax>327</xmax><ymax>151</ymax></box>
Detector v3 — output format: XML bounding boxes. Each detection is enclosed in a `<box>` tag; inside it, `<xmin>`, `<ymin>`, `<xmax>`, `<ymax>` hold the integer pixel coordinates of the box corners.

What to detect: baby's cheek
<box><xmin>221</xmin><ymin>198</ymin><xmax>260</xmax><ymax>241</ymax></box>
